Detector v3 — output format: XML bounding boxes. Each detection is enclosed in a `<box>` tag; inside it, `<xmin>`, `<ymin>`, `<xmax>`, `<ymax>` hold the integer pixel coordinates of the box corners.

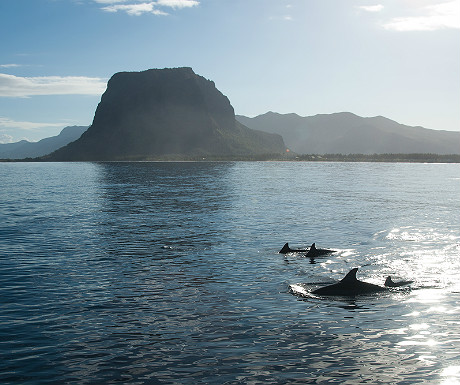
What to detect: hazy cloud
<box><xmin>0</xmin><ymin>73</ymin><xmax>107</xmax><ymax>97</ymax></box>
<box><xmin>383</xmin><ymin>1</ymin><xmax>460</xmax><ymax>31</ymax></box>
<box><xmin>156</xmin><ymin>0</ymin><xmax>199</xmax><ymax>8</ymax></box>
<box><xmin>358</xmin><ymin>5</ymin><xmax>384</xmax><ymax>13</ymax></box>
<box><xmin>0</xmin><ymin>117</ymin><xmax>64</xmax><ymax>131</ymax></box>
<box><xmin>93</xmin><ymin>0</ymin><xmax>126</xmax><ymax>3</ymax></box>
<box><xmin>102</xmin><ymin>2</ymin><xmax>167</xmax><ymax>15</ymax></box>
<box><xmin>95</xmin><ymin>0</ymin><xmax>199</xmax><ymax>15</ymax></box>
<box><xmin>269</xmin><ymin>3</ymin><xmax>294</xmax><ymax>22</ymax></box>
<box><xmin>0</xmin><ymin>64</ymin><xmax>21</xmax><ymax>68</ymax></box>
<box><xmin>0</xmin><ymin>133</ymin><xmax>15</xmax><ymax>144</ymax></box>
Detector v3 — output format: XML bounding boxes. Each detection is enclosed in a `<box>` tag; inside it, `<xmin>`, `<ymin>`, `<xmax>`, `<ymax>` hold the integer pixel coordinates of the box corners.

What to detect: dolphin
<box><xmin>384</xmin><ymin>276</ymin><xmax>414</xmax><ymax>287</ymax></box>
<box><xmin>312</xmin><ymin>268</ymin><xmax>387</xmax><ymax>296</ymax></box>
<box><xmin>279</xmin><ymin>242</ymin><xmax>335</xmax><ymax>256</ymax></box>
<box><xmin>305</xmin><ymin>243</ymin><xmax>335</xmax><ymax>258</ymax></box>
<box><xmin>279</xmin><ymin>243</ymin><xmax>308</xmax><ymax>254</ymax></box>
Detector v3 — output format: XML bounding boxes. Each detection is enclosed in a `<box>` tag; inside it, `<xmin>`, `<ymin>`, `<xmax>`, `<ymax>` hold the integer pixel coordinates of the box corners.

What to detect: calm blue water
<box><xmin>1</xmin><ymin>161</ymin><xmax>459</xmax><ymax>385</ymax></box>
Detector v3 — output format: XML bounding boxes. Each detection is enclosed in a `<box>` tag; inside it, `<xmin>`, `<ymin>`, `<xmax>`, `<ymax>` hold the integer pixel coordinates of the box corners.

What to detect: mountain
<box><xmin>46</xmin><ymin>68</ymin><xmax>285</xmax><ymax>161</ymax></box>
<box><xmin>0</xmin><ymin>126</ymin><xmax>87</xmax><ymax>159</ymax></box>
<box><xmin>236</xmin><ymin>112</ymin><xmax>460</xmax><ymax>155</ymax></box>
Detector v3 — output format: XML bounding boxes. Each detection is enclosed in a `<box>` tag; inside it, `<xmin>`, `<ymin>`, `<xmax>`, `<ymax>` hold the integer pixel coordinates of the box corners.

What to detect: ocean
<box><xmin>1</xmin><ymin>161</ymin><xmax>459</xmax><ymax>384</ymax></box>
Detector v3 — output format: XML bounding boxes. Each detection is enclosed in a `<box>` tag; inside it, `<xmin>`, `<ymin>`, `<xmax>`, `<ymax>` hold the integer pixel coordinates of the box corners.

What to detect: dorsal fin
<box><xmin>384</xmin><ymin>276</ymin><xmax>393</xmax><ymax>286</ymax></box>
<box><xmin>341</xmin><ymin>268</ymin><xmax>358</xmax><ymax>282</ymax></box>
<box><xmin>279</xmin><ymin>243</ymin><xmax>290</xmax><ymax>254</ymax></box>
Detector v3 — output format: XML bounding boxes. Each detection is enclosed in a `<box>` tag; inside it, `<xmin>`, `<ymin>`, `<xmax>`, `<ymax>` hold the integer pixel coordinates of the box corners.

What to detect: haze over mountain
<box><xmin>237</xmin><ymin>112</ymin><xmax>460</xmax><ymax>155</ymax></box>
<box><xmin>6</xmin><ymin>68</ymin><xmax>458</xmax><ymax>160</ymax></box>
<box><xmin>46</xmin><ymin>68</ymin><xmax>285</xmax><ymax>161</ymax></box>
<box><xmin>0</xmin><ymin>126</ymin><xmax>87</xmax><ymax>159</ymax></box>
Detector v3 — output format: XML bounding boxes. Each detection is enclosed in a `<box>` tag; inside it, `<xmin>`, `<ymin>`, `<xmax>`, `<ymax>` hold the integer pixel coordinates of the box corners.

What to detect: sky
<box><xmin>0</xmin><ymin>0</ymin><xmax>459</xmax><ymax>143</ymax></box>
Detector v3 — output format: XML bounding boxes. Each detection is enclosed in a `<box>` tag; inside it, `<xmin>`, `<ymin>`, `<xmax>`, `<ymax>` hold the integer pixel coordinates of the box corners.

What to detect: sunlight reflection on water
<box><xmin>441</xmin><ymin>366</ymin><xmax>460</xmax><ymax>385</ymax></box>
<box><xmin>0</xmin><ymin>161</ymin><xmax>459</xmax><ymax>385</ymax></box>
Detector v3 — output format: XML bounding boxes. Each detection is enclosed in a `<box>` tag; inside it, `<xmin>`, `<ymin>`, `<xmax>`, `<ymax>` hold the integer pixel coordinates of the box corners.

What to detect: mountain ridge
<box><xmin>0</xmin><ymin>126</ymin><xmax>87</xmax><ymax>159</ymax></box>
<box><xmin>236</xmin><ymin>111</ymin><xmax>460</xmax><ymax>155</ymax></box>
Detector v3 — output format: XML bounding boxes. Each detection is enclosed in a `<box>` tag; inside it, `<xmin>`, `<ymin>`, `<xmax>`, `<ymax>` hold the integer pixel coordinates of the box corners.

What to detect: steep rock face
<box><xmin>48</xmin><ymin>68</ymin><xmax>284</xmax><ymax>160</ymax></box>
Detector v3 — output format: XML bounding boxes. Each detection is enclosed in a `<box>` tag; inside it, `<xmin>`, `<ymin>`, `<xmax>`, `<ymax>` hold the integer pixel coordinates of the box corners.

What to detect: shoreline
<box><xmin>2</xmin><ymin>153</ymin><xmax>460</xmax><ymax>163</ymax></box>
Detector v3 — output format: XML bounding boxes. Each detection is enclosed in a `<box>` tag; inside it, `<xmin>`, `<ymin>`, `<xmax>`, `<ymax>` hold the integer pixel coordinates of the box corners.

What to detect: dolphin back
<box><xmin>384</xmin><ymin>276</ymin><xmax>414</xmax><ymax>287</ymax></box>
<box><xmin>312</xmin><ymin>268</ymin><xmax>387</xmax><ymax>296</ymax></box>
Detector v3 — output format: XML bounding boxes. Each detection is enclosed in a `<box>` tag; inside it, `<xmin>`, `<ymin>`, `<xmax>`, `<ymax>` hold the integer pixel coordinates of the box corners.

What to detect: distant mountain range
<box><xmin>45</xmin><ymin>67</ymin><xmax>285</xmax><ymax>161</ymax></box>
<box><xmin>0</xmin><ymin>126</ymin><xmax>87</xmax><ymax>159</ymax></box>
<box><xmin>3</xmin><ymin>70</ymin><xmax>459</xmax><ymax>160</ymax></box>
<box><xmin>237</xmin><ymin>112</ymin><xmax>460</xmax><ymax>155</ymax></box>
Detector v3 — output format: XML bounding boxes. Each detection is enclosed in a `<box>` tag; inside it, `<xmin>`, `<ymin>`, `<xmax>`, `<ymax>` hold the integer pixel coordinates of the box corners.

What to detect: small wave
<box><xmin>289</xmin><ymin>283</ymin><xmax>311</xmax><ymax>298</ymax></box>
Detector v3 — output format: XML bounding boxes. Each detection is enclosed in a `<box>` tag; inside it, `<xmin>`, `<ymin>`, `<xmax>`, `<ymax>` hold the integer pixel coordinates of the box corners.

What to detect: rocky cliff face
<box><xmin>48</xmin><ymin>68</ymin><xmax>284</xmax><ymax>160</ymax></box>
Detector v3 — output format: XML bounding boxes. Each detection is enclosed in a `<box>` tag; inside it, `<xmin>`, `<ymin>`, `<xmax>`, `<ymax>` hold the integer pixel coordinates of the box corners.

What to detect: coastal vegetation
<box><xmin>4</xmin><ymin>153</ymin><xmax>459</xmax><ymax>163</ymax></box>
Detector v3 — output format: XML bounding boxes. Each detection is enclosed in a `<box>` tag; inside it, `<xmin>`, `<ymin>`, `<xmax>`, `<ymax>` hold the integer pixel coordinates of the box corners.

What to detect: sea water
<box><xmin>0</xmin><ymin>161</ymin><xmax>459</xmax><ymax>384</ymax></box>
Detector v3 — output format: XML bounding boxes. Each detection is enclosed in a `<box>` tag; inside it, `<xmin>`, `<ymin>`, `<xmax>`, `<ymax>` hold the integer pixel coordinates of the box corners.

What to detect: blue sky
<box><xmin>1</xmin><ymin>0</ymin><xmax>459</xmax><ymax>143</ymax></box>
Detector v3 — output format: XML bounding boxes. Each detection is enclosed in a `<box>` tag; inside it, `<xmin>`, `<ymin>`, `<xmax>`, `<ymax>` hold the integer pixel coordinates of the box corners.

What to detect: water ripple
<box><xmin>0</xmin><ymin>161</ymin><xmax>459</xmax><ymax>384</ymax></box>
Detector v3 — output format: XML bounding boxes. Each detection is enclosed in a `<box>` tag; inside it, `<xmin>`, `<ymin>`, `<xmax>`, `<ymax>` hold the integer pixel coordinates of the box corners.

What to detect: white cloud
<box><xmin>383</xmin><ymin>1</ymin><xmax>460</xmax><ymax>31</ymax></box>
<box><xmin>358</xmin><ymin>4</ymin><xmax>384</xmax><ymax>13</ymax></box>
<box><xmin>0</xmin><ymin>73</ymin><xmax>107</xmax><ymax>97</ymax></box>
<box><xmin>269</xmin><ymin>14</ymin><xmax>293</xmax><ymax>22</ymax></box>
<box><xmin>95</xmin><ymin>0</ymin><xmax>199</xmax><ymax>15</ymax></box>
<box><xmin>102</xmin><ymin>2</ymin><xmax>167</xmax><ymax>15</ymax></box>
<box><xmin>0</xmin><ymin>133</ymin><xmax>15</xmax><ymax>144</ymax></box>
<box><xmin>0</xmin><ymin>117</ymin><xmax>64</xmax><ymax>131</ymax></box>
<box><xmin>0</xmin><ymin>64</ymin><xmax>21</xmax><ymax>68</ymax></box>
<box><xmin>93</xmin><ymin>0</ymin><xmax>126</xmax><ymax>3</ymax></box>
<box><xmin>156</xmin><ymin>0</ymin><xmax>199</xmax><ymax>8</ymax></box>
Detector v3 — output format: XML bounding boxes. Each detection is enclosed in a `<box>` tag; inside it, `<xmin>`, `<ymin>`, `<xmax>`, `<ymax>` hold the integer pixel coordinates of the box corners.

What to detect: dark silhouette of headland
<box><xmin>44</xmin><ymin>67</ymin><xmax>285</xmax><ymax>161</ymax></box>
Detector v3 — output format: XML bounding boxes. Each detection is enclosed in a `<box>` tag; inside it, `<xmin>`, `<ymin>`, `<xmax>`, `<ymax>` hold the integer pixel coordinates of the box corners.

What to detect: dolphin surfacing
<box><xmin>280</xmin><ymin>242</ymin><xmax>335</xmax><ymax>256</ymax></box>
<box><xmin>305</xmin><ymin>243</ymin><xmax>335</xmax><ymax>258</ymax></box>
<box><xmin>312</xmin><ymin>268</ymin><xmax>387</xmax><ymax>296</ymax></box>
<box><xmin>279</xmin><ymin>243</ymin><xmax>308</xmax><ymax>254</ymax></box>
<box><xmin>384</xmin><ymin>276</ymin><xmax>414</xmax><ymax>287</ymax></box>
